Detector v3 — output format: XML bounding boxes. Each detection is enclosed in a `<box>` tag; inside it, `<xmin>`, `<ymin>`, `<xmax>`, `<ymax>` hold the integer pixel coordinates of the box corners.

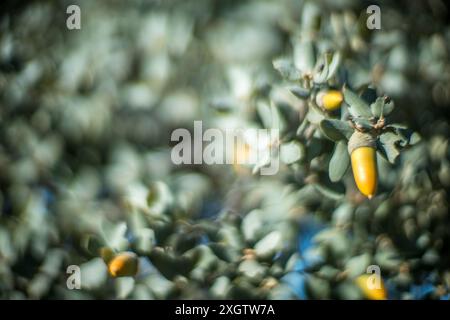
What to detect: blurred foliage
<box><xmin>0</xmin><ymin>0</ymin><xmax>449</xmax><ymax>300</ymax></box>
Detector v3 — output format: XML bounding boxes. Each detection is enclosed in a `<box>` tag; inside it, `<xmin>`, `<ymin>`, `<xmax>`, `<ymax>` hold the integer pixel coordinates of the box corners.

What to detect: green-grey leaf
<box><xmin>377</xmin><ymin>132</ymin><xmax>402</xmax><ymax>164</ymax></box>
<box><xmin>293</xmin><ymin>39</ymin><xmax>315</xmax><ymax>74</ymax></box>
<box><xmin>389</xmin><ymin>126</ymin><xmax>421</xmax><ymax>147</ymax></box>
<box><xmin>115</xmin><ymin>277</ymin><xmax>135</xmax><ymax>299</ymax></box>
<box><xmin>345</xmin><ymin>253</ymin><xmax>371</xmax><ymax>278</ymax></box>
<box><xmin>135</xmin><ymin>228</ymin><xmax>155</xmax><ymax>255</ymax></box>
<box><xmin>257</xmin><ymin>101</ymin><xmax>273</xmax><ymax>129</ymax></box>
<box><xmin>353</xmin><ymin>117</ymin><xmax>373</xmax><ymax>131</ymax></box>
<box><xmin>270</xmin><ymin>101</ymin><xmax>283</xmax><ymax>130</ymax></box>
<box><xmin>273</xmin><ymin>58</ymin><xmax>301</xmax><ymax>81</ymax></box>
<box><xmin>306</xmin><ymin>275</ymin><xmax>331</xmax><ymax>299</ymax></box>
<box><xmin>370</xmin><ymin>97</ymin><xmax>384</xmax><ymax>118</ymax></box>
<box><xmin>313</xmin><ymin>183</ymin><xmax>344</xmax><ymax>200</ymax></box>
<box><xmin>307</xmin><ymin>103</ymin><xmax>326</xmax><ymax>125</ymax></box>
<box><xmin>343</xmin><ymin>87</ymin><xmax>372</xmax><ymax>118</ymax></box>
<box><xmin>241</xmin><ymin>209</ymin><xmax>263</xmax><ymax>242</ymax></box>
<box><xmin>257</xmin><ymin>101</ymin><xmax>283</xmax><ymax>130</ymax></box>
<box><xmin>326</xmin><ymin>52</ymin><xmax>341</xmax><ymax>81</ymax></box>
<box><xmin>81</xmin><ymin>235</ymin><xmax>105</xmax><ymax>256</ymax></box>
<box><xmin>79</xmin><ymin>258</ymin><xmax>108</xmax><ymax>290</ymax></box>
<box><xmin>384</xmin><ymin>124</ymin><xmax>421</xmax><ymax>147</ymax></box>
<box><xmin>320</xmin><ymin>119</ymin><xmax>353</xmax><ymax>141</ymax></box>
<box><xmin>238</xmin><ymin>260</ymin><xmax>266</xmax><ymax>281</ymax></box>
<box><xmin>329</xmin><ymin>141</ymin><xmax>350</xmax><ymax>182</ymax></box>
<box><xmin>254</xmin><ymin>231</ymin><xmax>283</xmax><ymax>259</ymax></box>
<box><xmin>287</xmin><ymin>85</ymin><xmax>311</xmax><ymax>99</ymax></box>
<box><xmin>408</xmin><ymin>132</ymin><xmax>421</xmax><ymax>145</ymax></box>
<box><xmin>383</xmin><ymin>101</ymin><xmax>395</xmax><ymax>115</ymax></box>
<box><xmin>101</xmin><ymin>220</ymin><xmax>128</xmax><ymax>251</ymax></box>
<box><xmin>313</xmin><ymin>54</ymin><xmax>330</xmax><ymax>84</ymax></box>
<box><xmin>280</xmin><ymin>141</ymin><xmax>304</xmax><ymax>164</ymax></box>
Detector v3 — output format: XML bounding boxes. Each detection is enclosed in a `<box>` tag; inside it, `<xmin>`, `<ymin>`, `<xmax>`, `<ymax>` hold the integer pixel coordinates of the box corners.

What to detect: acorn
<box><xmin>348</xmin><ymin>131</ymin><xmax>377</xmax><ymax>199</ymax></box>
<box><xmin>107</xmin><ymin>252</ymin><xmax>139</xmax><ymax>278</ymax></box>
<box><xmin>355</xmin><ymin>274</ymin><xmax>387</xmax><ymax>300</ymax></box>
<box><xmin>316</xmin><ymin>90</ymin><xmax>343</xmax><ymax>111</ymax></box>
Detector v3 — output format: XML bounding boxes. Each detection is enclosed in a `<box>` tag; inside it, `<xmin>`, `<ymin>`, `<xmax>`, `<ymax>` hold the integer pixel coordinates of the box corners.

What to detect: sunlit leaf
<box><xmin>273</xmin><ymin>58</ymin><xmax>301</xmax><ymax>80</ymax></box>
<box><xmin>343</xmin><ymin>87</ymin><xmax>372</xmax><ymax>118</ymax></box>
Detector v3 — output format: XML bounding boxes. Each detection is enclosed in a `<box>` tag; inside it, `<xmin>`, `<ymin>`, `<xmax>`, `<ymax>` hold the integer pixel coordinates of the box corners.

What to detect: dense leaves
<box><xmin>0</xmin><ymin>0</ymin><xmax>449</xmax><ymax>300</ymax></box>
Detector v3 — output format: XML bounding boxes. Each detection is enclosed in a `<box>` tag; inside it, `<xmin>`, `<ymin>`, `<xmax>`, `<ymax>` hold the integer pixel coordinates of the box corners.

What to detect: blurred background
<box><xmin>0</xmin><ymin>0</ymin><xmax>449</xmax><ymax>299</ymax></box>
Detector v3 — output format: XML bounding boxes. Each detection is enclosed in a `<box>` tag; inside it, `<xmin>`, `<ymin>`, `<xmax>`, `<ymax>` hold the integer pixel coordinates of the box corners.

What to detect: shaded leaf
<box><xmin>287</xmin><ymin>85</ymin><xmax>311</xmax><ymax>99</ymax></box>
<box><xmin>306</xmin><ymin>275</ymin><xmax>331</xmax><ymax>299</ymax></box>
<box><xmin>377</xmin><ymin>132</ymin><xmax>402</xmax><ymax>164</ymax></box>
<box><xmin>370</xmin><ymin>97</ymin><xmax>384</xmax><ymax>118</ymax></box>
<box><xmin>81</xmin><ymin>234</ymin><xmax>105</xmax><ymax>256</ymax></box>
<box><xmin>320</xmin><ymin>119</ymin><xmax>353</xmax><ymax>141</ymax></box>
<box><xmin>387</xmin><ymin>125</ymin><xmax>421</xmax><ymax>147</ymax></box>
<box><xmin>329</xmin><ymin>141</ymin><xmax>350</xmax><ymax>182</ymax></box>
<box><xmin>282</xmin><ymin>272</ymin><xmax>307</xmax><ymax>299</ymax></box>
<box><xmin>313</xmin><ymin>183</ymin><xmax>344</xmax><ymax>200</ymax></box>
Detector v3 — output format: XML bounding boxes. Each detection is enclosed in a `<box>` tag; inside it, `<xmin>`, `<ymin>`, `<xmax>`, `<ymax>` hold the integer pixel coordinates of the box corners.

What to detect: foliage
<box><xmin>0</xmin><ymin>0</ymin><xmax>449</xmax><ymax>300</ymax></box>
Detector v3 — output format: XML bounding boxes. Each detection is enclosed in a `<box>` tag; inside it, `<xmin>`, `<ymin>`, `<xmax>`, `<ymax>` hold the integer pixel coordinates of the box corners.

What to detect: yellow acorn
<box><xmin>316</xmin><ymin>90</ymin><xmax>343</xmax><ymax>111</ymax></box>
<box><xmin>355</xmin><ymin>274</ymin><xmax>387</xmax><ymax>300</ymax></box>
<box><xmin>107</xmin><ymin>252</ymin><xmax>139</xmax><ymax>278</ymax></box>
<box><xmin>348</xmin><ymin>131</ymin><xmax>377</xmax><ymax>199</ymax></box>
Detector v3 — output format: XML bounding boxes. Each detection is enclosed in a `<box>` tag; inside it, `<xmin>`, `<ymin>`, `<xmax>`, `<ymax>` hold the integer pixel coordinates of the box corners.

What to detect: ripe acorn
<box><xmin>107</xmin><ymin>251</ymin><xmax>139</xmax><ymax>278</ymax></box>
<box><xmin>355</xmin><ymin>274</ymin><xmax>387</xmax><ymax>300</ymax></box>
<box><xmin>348</xmin><ymin>131</ymin><xmax>377</xmax><ymax>199</ymax></box>
<box><xmin>316</xmin><ymin>90</ymin><xmax>343</xmax><ymax>111</ymax></box>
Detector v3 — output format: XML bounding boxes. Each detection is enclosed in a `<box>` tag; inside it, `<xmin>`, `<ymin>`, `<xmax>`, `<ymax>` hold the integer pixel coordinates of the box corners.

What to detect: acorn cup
<box><xmin>348</xmin><ymin>131</ymin><xmax>378</xmax><ymax>199</ymax></box>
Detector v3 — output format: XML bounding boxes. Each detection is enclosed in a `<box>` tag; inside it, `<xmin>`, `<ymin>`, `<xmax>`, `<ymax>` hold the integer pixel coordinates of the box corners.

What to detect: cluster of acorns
<box><xmin>317</xmin><ymin>90</ymin><xmax>378</xmax><ymax>199</ymax></box>
<box><xmin>100</xmin><ymin>248</ymin><xmax>388</xmax><ymax>300</ymax></box>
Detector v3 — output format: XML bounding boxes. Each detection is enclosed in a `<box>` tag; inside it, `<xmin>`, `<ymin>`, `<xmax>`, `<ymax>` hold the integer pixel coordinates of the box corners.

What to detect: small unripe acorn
<box><xmin>348</xmin><ymin>131</ymin><xmax>377</xmax><ymax>199</ymax></box>
<box><xmin>355</xmin><ymin>274</ymin><xmax>387</xmax><ymax>300</ymax></box>
<box><xmin>107</xmin><ymin>252</ymin><xmax>139</xmax><ymax>278</ymax></box>
<box><xmin>316</xmin><ymin>90</ymin><xmax>343</xmax><ymax>111</ymax></box>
